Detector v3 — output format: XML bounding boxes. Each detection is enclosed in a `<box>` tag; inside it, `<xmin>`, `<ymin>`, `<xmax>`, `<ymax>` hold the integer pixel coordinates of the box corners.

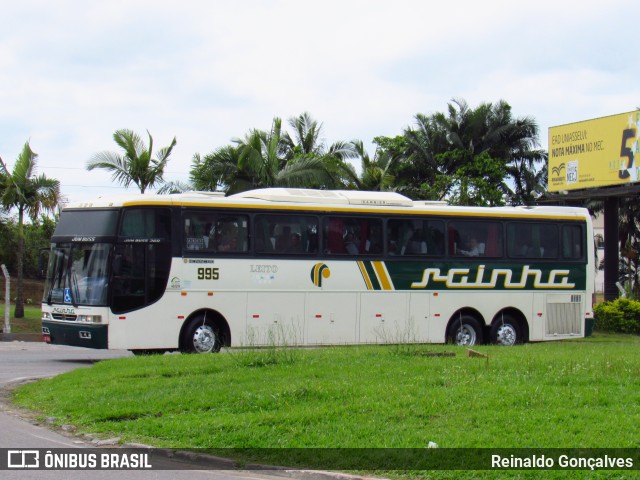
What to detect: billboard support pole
<box><xmin>604</xmin><ymin>197</ymin><xmax>620</xmax><ymax>301</ymax></box>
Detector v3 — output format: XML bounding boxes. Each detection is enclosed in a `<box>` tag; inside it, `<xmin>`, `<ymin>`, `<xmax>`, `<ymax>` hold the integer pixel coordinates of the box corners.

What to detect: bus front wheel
<box><xmin>182</xmin><ymin>316</ymin><xmax>222</xmax><ymax>353</ymax></box>
<box><xmin>447</xmin><ymin>315</ymin><xmax>483</xmax><ymax>346</ymax></box>
<box><xmin>490</xmin><ymin>316</ymin><xmax>522</xmax><ymax>346</ymax></box>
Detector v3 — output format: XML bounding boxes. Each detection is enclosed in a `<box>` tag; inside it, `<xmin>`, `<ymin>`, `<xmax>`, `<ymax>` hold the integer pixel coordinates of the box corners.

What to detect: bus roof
<box><xmin>63</xmin><ymin>188</ymin><xmax>590</xmax><ymax>221</ymax></box>
<box><xmin>233</xmin><ymin>188</ymin><xmax>414</xmax><ymax>206</ymax></box>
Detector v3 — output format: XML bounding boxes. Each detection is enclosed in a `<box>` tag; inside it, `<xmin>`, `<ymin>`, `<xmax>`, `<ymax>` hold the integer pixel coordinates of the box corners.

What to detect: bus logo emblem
<box><xmin>310</xmin><ymin>263</ymin><xmax>330</xmax><ymax>287</ymax></box>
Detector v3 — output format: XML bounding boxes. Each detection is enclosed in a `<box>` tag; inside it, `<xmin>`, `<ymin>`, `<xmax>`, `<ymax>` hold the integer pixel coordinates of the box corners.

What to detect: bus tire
<box><xmin>490</xmin><ymin>316</ymin><xmax>522</xmax><ymax>346</ymax></box>
<box><xmin>182</xmin><ymin>316</ymin><xmax>222</xmax><ymax>353</ymax></box>
<box><xmin>447</xmin><ymin>315</ymin><xmax>483</xmax><ymax>346</ymax></box>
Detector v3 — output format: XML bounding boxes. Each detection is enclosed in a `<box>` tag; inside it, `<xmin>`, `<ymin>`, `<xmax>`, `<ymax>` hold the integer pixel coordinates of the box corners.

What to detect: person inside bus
<box><xmin>398</xmin><ymin>227</ymin><xmax>414</xmax><ymax>255</ymax></box>
<box><xmin>216</xmin><ymin>225</ymin><xmax>238</xmax><ymax>252</ymax></box>
<box><xmin>344</xmin><ymin>232</ymin><xmax>359</xmax><ymax>255</ymax></box>
<box><xmin>514</xmin><ymin>231</ymin><xmax>536</xmax><ymax>257</ymax></box>
<box><xmin>365</xmin><ymin>223</ymin><xmax>383</xmax><ymax>254</ymax></box>
<box><xmin>307</xmin><ymin>229</ymin><xmax>318</xmax><ymax>253</ymax></box>
<box><xmin>287</xmin><ymin>233</ymin><xmax>303</xmax><ymax>253</ymax></box>
<box><xmin>203</xmin><ymin>223</ymin><xmax>212</xmax><ymax>249</ymax></box>
<box><xmin>459</xmin><ymin>237</ymin><xmax>481</xmax><ymax>256</ymax></box>
<box><xmin>276</xmin><ymin>226</ymin><xmax>292</xmax><ymax>252</ymax></box>
<box><xmin>404</xmin><ymin>228</ymin><xmax>428</xmax><ymax>255</ymax></box>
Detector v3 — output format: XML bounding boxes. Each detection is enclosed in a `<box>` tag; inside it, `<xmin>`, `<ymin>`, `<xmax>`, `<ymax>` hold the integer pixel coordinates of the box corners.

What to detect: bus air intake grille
<box><xmin>52</xmin><ymin>314</ymin><xmax>78</xmax><ymax>321</ymax></box>
<box><xmin>546</xmin><ymin>294</ymin><xmax>582</xmax><ymax>335</ymax></box>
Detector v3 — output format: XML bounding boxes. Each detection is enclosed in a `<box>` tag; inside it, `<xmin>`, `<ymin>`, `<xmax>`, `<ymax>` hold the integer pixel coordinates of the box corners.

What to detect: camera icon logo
<box><xmin>7</xmin><ymin>450</ymin><xmax>40</xmax><ymax>468</ymax></box>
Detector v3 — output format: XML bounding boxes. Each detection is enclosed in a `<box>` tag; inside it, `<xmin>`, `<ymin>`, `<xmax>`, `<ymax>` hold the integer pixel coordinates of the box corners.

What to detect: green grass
<box><xmin>1</xmin><ymin>304</ymin><xmax>41</xmax><ymax>334</ymax></box>
<box><xmin>12</xmin><ymin>334</ymin><xmax>640</xmax><ymax>479</ymax></box>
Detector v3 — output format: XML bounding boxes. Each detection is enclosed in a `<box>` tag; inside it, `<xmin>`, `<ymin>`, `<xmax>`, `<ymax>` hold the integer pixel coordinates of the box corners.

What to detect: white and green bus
<box><xmin>42</xmin><ymin>188</ymin><xmax>595</xmax><ymax>354</ymax></box>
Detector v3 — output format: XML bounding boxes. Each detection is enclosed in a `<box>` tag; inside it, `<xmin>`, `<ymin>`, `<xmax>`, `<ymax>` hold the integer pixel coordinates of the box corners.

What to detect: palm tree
<box><xmin>190</xmin><ymin>146</ymin><xmax>249</xmax><ymax>194</ymax></box>
<box><xmin>282</xmin><ymin>112</ymin><xmax>324</xmax><ymax>158</ymax></box>
<box><xmin>507</xmin><ymin>157</ymin><xmax>548</xmax><ymax>205</ymax></box>
<box><xmin>0</xmin><ymin>142</ymin><xmax>60</xmax><ymax>318</ymax></box>
<box><xmin>338</xmin><ymin>140</ymin><xmax>399</xmax><ymax>191</ymax></box>
<box><xmin>399</xmin><ymin>111</ymin><xmax>456</xmax><ymax>199</ymax></box>
<box><xmin>189</xmin><ymin>114</ymin><xmax>356</xmax><ymax>194</ymax></box>
<box><xmin>87</xmin><ymin>129</ymin><xmax>177</xmax><ymax>193</ymax></box>
<box><xmin>400</xmin><ymin>99</ymin><xmax>545</xmax><ymax>203</ymax></box>
<box><xmin>233</xmin><ymin>117</ymin><xmax>333</xmax><ymax>191</ymax></box>
<box><xmin>283</xmin><ymin>112</ymin><xmax>360</xmax><ymax>189</ymax></box>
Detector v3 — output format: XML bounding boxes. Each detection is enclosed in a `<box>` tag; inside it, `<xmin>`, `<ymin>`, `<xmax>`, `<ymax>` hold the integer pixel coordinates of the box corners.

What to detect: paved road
<box><xmin>0</xmin><ymin>341</ymin><xmax>129</xmax><ymax>386</ymax></box>
<box><xmin>0</xmin><ymin>341</ymin><xmax>345</xmax><ymax>480</ymax></box>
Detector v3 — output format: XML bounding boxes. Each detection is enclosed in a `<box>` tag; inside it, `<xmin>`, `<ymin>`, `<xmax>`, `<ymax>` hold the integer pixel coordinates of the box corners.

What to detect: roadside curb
<box><xmin>0</xmin><ymin>333</ymin><xmax>42</xmax><ymax>342</ymax></box>
<box><xmin>119</xmin><ymin>444</ymin><xmax>387</xmax><ymax>480</ymax></box>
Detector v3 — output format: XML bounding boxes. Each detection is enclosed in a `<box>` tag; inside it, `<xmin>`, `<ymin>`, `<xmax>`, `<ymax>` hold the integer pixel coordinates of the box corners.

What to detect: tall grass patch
<box><xmin>12</xmin><ymin>335</ymin><xmax>640</xmax><ymax>478</ymax></box>
<box><xmin>14</xmin><ymin>335</ymin><xmax>640</xmax><ymax>451</ymax></box>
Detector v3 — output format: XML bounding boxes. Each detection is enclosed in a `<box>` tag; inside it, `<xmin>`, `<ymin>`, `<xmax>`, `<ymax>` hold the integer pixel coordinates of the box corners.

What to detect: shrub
<box><xmin>594</xmin><ymin>298</ymin><xmax>640</xmax><ymax>334</ymax></box>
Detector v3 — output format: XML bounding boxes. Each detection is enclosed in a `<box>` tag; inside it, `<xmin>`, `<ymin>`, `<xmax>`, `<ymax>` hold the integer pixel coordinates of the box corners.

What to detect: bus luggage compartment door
<box><xmin>306</xmin><ymin>293</ymin><xmax>357</xmax><ymax>345</ymax></box>
<box><xmin>246</xmin><ymin>292</ymin><xmax>304</xmax><ymax>346</ymax></box>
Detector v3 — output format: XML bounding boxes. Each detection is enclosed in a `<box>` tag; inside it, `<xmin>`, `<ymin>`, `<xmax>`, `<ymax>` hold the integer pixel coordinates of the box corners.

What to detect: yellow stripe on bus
<box><xmin>119</xmin><ymin>199</ymin><xmax>585</xmax><ymax>221</ymax></box>
<box><xmin>372</xmin><ymin>261</ymin><xmax>394</xmax><ymax>291</ymax></box>
<box><xmin>357</xmin><ymin>261</ymin><xmax>374</xmax><ymax>290</ymax></box>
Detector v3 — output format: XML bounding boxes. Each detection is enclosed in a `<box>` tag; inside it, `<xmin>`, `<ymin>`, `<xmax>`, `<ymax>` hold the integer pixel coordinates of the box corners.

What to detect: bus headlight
<box><xmin>77</xmin><ymin>315</ymin><xmax>103</xmax><ymax>324</ymax></box>
<box><xmin>42</xmin><ymin>312</ymin><xmax>52</xmax><ymax>321</ymax></box>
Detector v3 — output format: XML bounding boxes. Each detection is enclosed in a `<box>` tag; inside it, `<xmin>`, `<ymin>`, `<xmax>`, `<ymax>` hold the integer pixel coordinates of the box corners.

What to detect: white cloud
<box><xmin>1</xmin><ymin>0</ymin><xmax>638</xmax><ymax>203</ymax></box>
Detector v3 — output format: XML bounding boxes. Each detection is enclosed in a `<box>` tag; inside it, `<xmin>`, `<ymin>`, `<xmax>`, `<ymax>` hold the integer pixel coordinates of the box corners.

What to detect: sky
<box><xmin>1</xmin><ymin>0</ymin><xmax>639</xmax><ymax>206</ymax></box>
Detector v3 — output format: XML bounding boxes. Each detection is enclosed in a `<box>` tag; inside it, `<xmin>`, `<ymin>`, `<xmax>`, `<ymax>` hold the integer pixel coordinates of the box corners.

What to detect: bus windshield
<box><xmin>44</xmin><ymin>242</ymin><xmax>111</xmax><ymax>306</ymax></box>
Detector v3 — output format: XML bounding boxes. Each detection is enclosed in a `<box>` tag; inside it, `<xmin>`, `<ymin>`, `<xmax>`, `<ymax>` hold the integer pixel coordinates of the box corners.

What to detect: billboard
<box><xmin>548</xmin><ymin>110</ymin><xmax>640</xmax><ymax>192</ymax></box>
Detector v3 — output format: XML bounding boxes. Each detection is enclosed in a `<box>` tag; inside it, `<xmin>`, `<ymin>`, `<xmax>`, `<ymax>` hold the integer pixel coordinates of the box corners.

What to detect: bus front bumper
<box><xmin>42</xmin><ymin>321</ymin><xmax>109</xmax><ymax>349</ymax></box>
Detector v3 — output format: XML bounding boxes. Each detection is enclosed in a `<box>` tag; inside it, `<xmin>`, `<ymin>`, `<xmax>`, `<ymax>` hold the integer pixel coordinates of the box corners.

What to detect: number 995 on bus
<box><xmin>197</xmin><ymin>267</ymin><xmax>219</xmax><ymax>280</ymax></box>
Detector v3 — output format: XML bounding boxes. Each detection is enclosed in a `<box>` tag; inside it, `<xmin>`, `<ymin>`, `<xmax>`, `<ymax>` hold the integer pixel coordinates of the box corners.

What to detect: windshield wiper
<box><xmin>71</xmin><ymin>271</ymin><xmax>80</xmax><ymax>308</ymax></box>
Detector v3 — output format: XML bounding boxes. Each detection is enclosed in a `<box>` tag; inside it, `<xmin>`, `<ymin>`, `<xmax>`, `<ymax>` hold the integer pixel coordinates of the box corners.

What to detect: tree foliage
<box><xmin>0</xmin><ymin>142</ymin><xmax>60</xmax><ymax>317</ymax></box>
<box><xmin>87</xmin><ymin>129</ymin><xmax>177</xmax><ymax>193</ymax></box>
<box><xmin>396</xmin><ymin>98</ymin><xmax>545</xmax><ymax>205</ymax></box>
<box><xmin>190</xmin><ymin>114</ymin><xmax>356</xmax><ymax>194</ymax></box>
<box><xmin>594</xmin><ymin>298</ymin><xmax>640</xmax><ymax>333</ymax></box>
<box><xmin>0</xmin><ymin>216</ymin><xmax>55</xmax><ymax>279</ymax></box>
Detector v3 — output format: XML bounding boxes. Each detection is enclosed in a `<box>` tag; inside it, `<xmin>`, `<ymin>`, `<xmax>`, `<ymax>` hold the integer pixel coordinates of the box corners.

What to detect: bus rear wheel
<box><xmin>447</xmin><ymin>315</ymin><xmax>483</xmax><ymax>346</ymax></box>
<box><xmin>490</xmin><ymin>316</ymin><xmax>522</xmax><ymax>346</ymax></box>
<box><xmin>182</xmin><ymin>316</ymin><xmax>222</xmax><ymax>353</ymax></box>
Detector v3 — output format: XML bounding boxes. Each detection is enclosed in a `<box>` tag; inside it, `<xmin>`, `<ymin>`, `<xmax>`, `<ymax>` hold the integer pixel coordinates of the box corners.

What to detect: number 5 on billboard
<box><xmin>619</xmin><ymin>128</ymin><xmax>636</xmax><ymax>179</ymax></box>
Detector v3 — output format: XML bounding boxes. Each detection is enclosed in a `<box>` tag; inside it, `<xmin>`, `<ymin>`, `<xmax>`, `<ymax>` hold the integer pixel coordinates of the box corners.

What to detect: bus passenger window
<box><xmin>184</xmin><ymin>215</ymin><xmax>208</xmax><ymax>250</ymax></box>
<box><xmin>183</xmin><ymin>212</ymin><xmax>248</xmax><ymax>253</ymax></box>
<box><xmin>507</xmin><ymin>223</ymin><xmax>558</xmax><ymax>259</ymax></box>
<box><xmin>122</xmin><ymin>208</ymin><xmax>172</xmax><ymax>239</ymax></box>
<box><xmin>449</xmin><ymin>221</ymin><xmax>502</xmax><ymax>258</ymax></box>
<box><xmin>211</xmin><ymin>216</ymin><xmax>248</xmax><ymax>253</ymax></box>
<box><xmin>386</xmin><ymin>220</ymin><xmax>443</xmax><ymax>257</ymax></box>
<box><xmin>562</xmin><ymin>225</ymin><xmax>583</xmax><ymax>259</ymax></box>
<box><xmin>255</xmin><ymin>215</ymin><xmax>318</xmax><ymax>255</ymax></box>
<box><xmin>323</xmin><ymin>217</ymin><xmax>382</xmax><ymax>256</ymax></box>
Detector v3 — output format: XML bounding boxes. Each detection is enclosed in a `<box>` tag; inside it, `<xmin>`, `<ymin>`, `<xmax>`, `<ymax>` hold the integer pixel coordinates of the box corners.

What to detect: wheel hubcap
<box><xmin>495</xmin><ymin>324</ymin><xmax>516</xmax><ymax>346</ymax></box>
<box><xmin>192</xmin><ymin>325</ymin><xmax>216</xmax><ymax>353</ymax></box>
<box><xmin>455</xmin><ymin>325</ymin><xmax>476</xmax><ymax>346</ymax></box>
